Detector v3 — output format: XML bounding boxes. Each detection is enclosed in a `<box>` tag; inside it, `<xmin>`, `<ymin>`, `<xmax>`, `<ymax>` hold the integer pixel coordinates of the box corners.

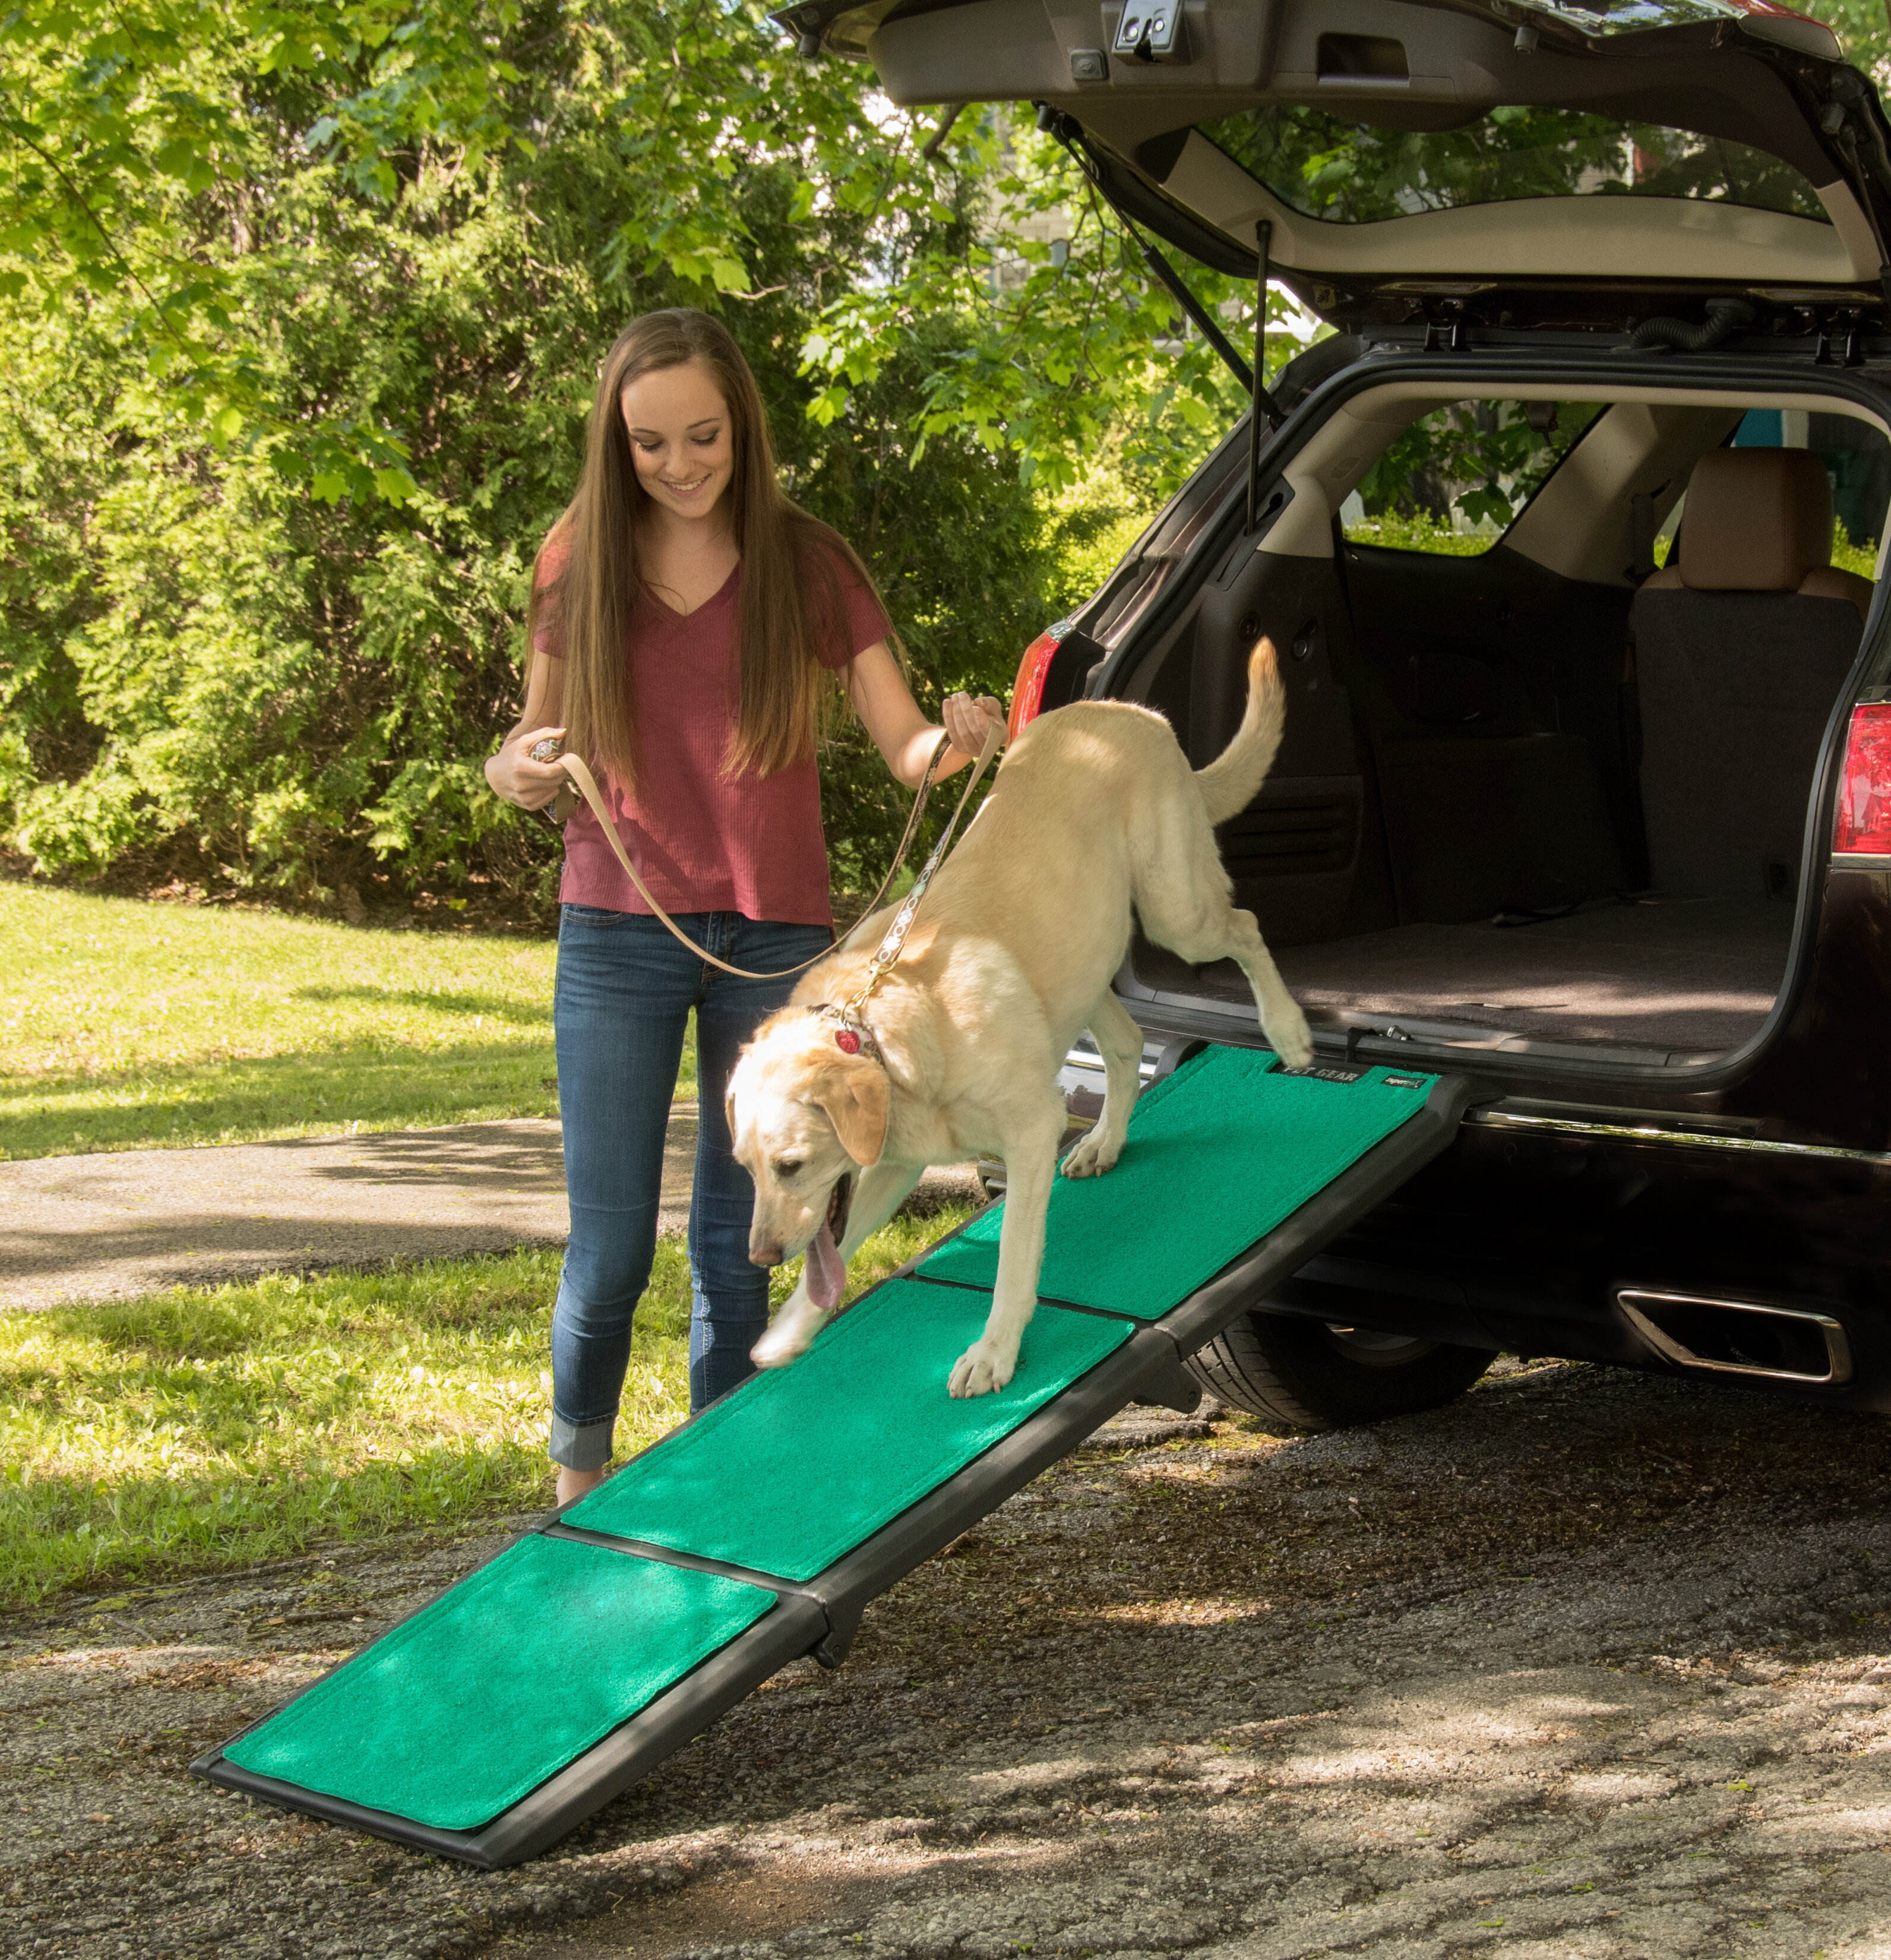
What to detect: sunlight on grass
<box><xmin>1</xmin><ymin>1202</ymin><xmax>977</xmax><ymax>1608</ymax></box>
<box><xmin>1</xmin><ymin>1249</ymin><xmax>588</xmax><ymax>1608</ymax></box>
<box><xmin>0</xmin><ymin>883</ymin><xmax>698</xmax><ymax>1158</ymax></box>
<box><xmin>1342</xmin><ymin>512</ymin><xmax>1494</xmax><ymax>557</ymax></box>
<box><xmin>1833</xmin><ymin>519</ymin><xmax>1878</xmax><ymax>579</ymax></box>
<box><xmin>1340</xmin><ymin>510</ymin><xmax>1881</xmax><ymax>573</ymax></box>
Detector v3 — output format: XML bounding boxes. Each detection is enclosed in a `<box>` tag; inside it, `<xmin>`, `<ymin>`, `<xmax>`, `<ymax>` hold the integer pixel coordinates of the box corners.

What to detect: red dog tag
<box><xmin>833</xmin><ymin>1028</ymin><xmax>862</xmax><ymax>1055</ymax></box>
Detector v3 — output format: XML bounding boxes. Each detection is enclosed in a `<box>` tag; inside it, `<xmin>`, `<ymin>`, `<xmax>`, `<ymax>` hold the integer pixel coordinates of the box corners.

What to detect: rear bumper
<box><xmin>1060</xmin><ymin>1041</ymin><xmax>1891</xmax><ymax>1409</ymax></box>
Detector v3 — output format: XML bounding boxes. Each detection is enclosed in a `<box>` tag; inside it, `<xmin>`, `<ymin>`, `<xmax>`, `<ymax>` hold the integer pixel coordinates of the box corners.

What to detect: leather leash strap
<box><xmin>552</xmin><ymin>726</ymin><xmax>1001</xmax><ymax>981</ymax></box>
<box><xmin>841</xmin><ymin>720</ymin><xmax>1003</xmax><ymax>1015</ymax></box>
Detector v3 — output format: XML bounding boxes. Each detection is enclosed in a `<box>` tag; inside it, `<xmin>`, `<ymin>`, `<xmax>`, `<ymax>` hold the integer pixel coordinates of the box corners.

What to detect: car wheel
<box><xmin>1186</xmin><ymin>1311</ymin><xmax>1494</xmax><ymax>1431</ymax></box>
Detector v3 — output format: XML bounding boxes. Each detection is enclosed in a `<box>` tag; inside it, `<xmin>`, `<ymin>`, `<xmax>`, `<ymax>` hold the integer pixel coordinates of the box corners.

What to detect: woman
<box><xmin>485</xmin><ymin>308</ymin><xmax>1004</xmax><ymax>1504</ymax></box>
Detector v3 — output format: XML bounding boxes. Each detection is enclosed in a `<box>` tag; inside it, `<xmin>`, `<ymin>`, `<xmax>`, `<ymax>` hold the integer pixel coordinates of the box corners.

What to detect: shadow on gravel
<box><xmin>11</xmin><ymin>1360</ymin><xmax>1891</xmax><ymax>1960</ymax></box>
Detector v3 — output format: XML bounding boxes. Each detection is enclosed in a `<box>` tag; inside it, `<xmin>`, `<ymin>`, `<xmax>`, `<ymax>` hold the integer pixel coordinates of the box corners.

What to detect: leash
<box><xmin>539</xmin><ymin>725</ymin><xmax>1001</xmax><ymax>982</ymax></box>
<box><xmin>839</xmin><ymin>720</ymin><xmax>1001</xmax><ymax>1017</ymax></box>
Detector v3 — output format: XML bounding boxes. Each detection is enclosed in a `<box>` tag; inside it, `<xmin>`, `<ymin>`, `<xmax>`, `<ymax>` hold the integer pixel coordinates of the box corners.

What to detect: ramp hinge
<box><xmin>812</xmin><ymin>1604</ymin><xmax>862</xmax><ymax>1670</ymax></box>
<box><xmin>1150</xmin><ymin>1036</ymin><xmax>1209</xmax><ymax>1087</ymax></box>
<box><xmin>1135</xmin><ymin>1348</ymin><xmax>1204</xmax><ymax>1415</ymax></box>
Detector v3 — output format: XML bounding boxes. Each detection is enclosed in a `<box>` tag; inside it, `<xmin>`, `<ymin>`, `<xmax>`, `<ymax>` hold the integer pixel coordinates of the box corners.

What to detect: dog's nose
<box><xmin>750</xmin><ymin>1244</ymin><xmax>781</xmax><ymax>1267</ymax></box>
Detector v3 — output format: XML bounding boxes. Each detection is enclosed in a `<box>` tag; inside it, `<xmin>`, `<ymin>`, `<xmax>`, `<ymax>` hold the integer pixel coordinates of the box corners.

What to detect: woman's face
<box><xmin>620</xmin><ymin>359</ymin><xmax>735</xmax><ymax>526</ymax></box>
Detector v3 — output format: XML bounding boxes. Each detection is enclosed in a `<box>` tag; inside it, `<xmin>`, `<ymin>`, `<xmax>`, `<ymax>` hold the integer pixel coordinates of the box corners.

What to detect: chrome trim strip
<box><xmin>1617</xmin><ymin>1288</ymin><xmax>1854</xmax><ymax>1386</ymax></box>
<box><xmin>1468</xmin><ymin>1108</ymin><xmax>1891</xmax><ymax>1165</ymax></box>
<box><xmin>1830</xmin><ymin>853</ymin><xmax>1891</xmax><ymax>872</ymax></box>
<box><xmin>1061</xmin><ymin>1048</ymin><xmax>1158</xmax><ymax>1081</ymax></box>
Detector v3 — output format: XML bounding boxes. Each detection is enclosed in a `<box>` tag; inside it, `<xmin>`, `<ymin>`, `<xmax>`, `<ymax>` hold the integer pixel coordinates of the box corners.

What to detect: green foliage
<box><xmin>1206</xmin><ymin>103</ymin><xmax>1829</xmax><ymax>225</ymax></box>
<box><xmin>1356</xmin><ymin>399</ymin><xmax>1602</xmax><ymax>535</ymax></box>
<box><xmin>8</xmin><ymin>2</ymin><xmax>1891</xmax><ymax>909</ymax></box>
<box><xmin>0</xmin><ymin>0</ymin><xmax>537</xmax><ymax>502</ymax></box>
<box><xmin>1833</xmin><ymin>520</ymin><xmax>1877</xmax><ymax>578</ymax></box>
<box><xmin>1822</xmin><ymin>2</ymin><xmax>1891</xmax><ymax>81</ymax></box>
<box><xmin>799</xmin><ymin>110</ymin><xmax>1264</xmax><ymax>498</ymax></box>
<box><xmin>5</xmin><ymin>4</ymin><xmax>1172</xmax><ymax>908</ymax></box>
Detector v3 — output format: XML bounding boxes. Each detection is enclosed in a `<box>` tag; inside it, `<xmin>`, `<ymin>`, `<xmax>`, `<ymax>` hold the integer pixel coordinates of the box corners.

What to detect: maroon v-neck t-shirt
<box><xmin>535</xmin><ymin>538</ymin><xmax>890</xmax><ymax>927</ymax></box>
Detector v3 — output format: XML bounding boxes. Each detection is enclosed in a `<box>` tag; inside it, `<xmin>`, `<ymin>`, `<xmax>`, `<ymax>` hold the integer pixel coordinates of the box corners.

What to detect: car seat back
<box><xmin>1631</xmin><ymin>448</ymin><xmax>1868</xmax><ymax>901</ymax></box>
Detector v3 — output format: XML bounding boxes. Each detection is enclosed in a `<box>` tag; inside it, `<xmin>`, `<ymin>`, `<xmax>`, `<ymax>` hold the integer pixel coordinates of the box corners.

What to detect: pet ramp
<box><xmin>194</xmin><ymin>1045</ymin><xmax>1471</xmax><ymax>1867</ymax></box>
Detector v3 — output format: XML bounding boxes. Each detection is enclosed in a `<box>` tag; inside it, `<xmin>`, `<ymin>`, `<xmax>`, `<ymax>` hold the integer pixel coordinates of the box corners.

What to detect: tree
<box><xmin>7</xmin><ymin>4</ymin><xmax>1204</xmax><ymax>910</ymax></box>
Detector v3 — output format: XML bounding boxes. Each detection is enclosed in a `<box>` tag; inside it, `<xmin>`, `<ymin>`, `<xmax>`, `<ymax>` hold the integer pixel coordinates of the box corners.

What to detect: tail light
<box><xmin>1007</xmin><ymin>626</ymin><xmax>1067</xmax><ymax>741</ymax></box>
<box><xmin>1834</xmin><ymin>703</ymin><xmax>1891</xmax><ymax>855</ymax></box>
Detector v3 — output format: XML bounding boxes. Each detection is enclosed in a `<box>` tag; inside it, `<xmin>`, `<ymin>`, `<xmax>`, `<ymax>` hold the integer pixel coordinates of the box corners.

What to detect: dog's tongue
<box><xmin>806</xmin><ymin>1222</ymin><xmax>847</xmax><ymax>1310</ymax></box>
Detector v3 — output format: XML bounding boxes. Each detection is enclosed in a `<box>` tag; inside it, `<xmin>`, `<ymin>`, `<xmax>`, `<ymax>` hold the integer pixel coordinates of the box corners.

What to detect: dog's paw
<box><xmin>1269</xmin><ymin>1006</ymin><xmax>1316</xmax><ymax>1073</ymax></box>
<box><xmin>1060</xmin><ymin>1129</ymin><xmax>1122</xmax><ymax>1180</ymax></box>
<box><xmin>947</xmin><ymin>1338</ymin><xmax>1017</xmax><ymax>1399</ymax></box>
<box><xmin>752</xmin><ymin>1317</ymin><xmax>817</xmax><ymax>1370</ymax></box>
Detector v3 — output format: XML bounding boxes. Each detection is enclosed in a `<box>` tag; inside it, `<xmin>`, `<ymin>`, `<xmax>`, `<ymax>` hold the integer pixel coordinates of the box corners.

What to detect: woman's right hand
<box><xmin>485</xmin><ymin>725</ymin><xmax>570</xmax><ymax>811</ymax></box>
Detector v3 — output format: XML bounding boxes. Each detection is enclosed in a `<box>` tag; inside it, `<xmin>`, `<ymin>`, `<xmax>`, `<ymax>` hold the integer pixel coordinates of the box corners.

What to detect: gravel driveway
<box><xmin>9</xmin><ymin>1355</ymin><xmax>1891</xmax><ymax>1960</ymax></box>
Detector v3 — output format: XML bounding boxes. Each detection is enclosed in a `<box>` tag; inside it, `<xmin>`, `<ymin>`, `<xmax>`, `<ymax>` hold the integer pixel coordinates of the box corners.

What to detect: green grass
<box><xmin>0</xmin><ymin>1205</ymin><xmax>975</xmax><ymax>1610</ymax></box>
<box><xmin>1342</xmin><ymin>511</ymin><xmax>1494</xmax><ymax>557</ymax></box>
<box><xmin>1833</xmin><ymin>519</ymin><xmax>1877</xmax><ymax>579</ymax></box>
<box><xmin>0</xmin><ymin>881</ymin><xmax>695</xmax><ymax>1159</ymax></box>
<box><xmin>1348</xmin><ymin>511</ymin><xmax>1883</xmax><ymax>575</ymax></box>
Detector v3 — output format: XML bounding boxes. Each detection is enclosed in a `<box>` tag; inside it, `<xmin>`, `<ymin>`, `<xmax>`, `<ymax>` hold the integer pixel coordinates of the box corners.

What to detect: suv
<box><xmin>785</xmin><ymin>0</ymin><xmax>1891</xmax><ymax>1431</ymax></box>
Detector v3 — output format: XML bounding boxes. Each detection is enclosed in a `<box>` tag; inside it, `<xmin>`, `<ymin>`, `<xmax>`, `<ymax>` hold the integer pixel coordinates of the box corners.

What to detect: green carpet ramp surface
<box><xmin>920</xmin><ymin>1049</ymin><xmax>1437</xmax><ymax>1317</ymax></box>
<box><xmin>223</xmin><ymin>1536</ymin><xmax>774</xmax><ymax>1830</ymax></box>
<box><xmin>566</xmin><ymin>1279</ymin><xmax>1133</xmax><ymax>1579</ymax></box>
<box><xmin>197</xmin><ymin>1041</ymin><xmax>1468</xmax><ymax>1866</ymax></box>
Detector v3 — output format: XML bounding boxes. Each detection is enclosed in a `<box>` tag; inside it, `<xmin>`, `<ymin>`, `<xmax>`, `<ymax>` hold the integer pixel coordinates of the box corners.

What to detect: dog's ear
<box><xmin>724</xmin><ymin>1044</ymin><xmax>759</xmax><ymax>1151</ymax></box>
<box><xmin>812</xmin><ymin>1053</ymin><xmax>889</xmax><ymax>1168</ymax></box>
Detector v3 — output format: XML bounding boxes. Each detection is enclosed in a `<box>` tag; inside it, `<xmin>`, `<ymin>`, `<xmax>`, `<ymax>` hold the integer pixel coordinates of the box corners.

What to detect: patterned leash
<box><xmin>839</xmin><ymin>719</ymin><xmax>1004</xmax><ymax>1017</ymax></box>
<box><xmin>535</xmin><ymin>724</ymin><xmax>1001</xmax><ymax>982</ymax></box>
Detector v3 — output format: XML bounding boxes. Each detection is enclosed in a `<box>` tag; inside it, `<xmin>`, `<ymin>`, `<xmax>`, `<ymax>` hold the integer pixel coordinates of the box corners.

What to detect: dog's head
<box><xmin>726</xmin><ymin>1009</ymin><xmax>890</xmax><ymax>1310</ymax></box>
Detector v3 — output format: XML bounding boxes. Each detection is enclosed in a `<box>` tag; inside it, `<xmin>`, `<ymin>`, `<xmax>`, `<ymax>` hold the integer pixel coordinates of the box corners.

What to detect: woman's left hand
<box><xmin>844</xmin><ymin>643</ymin><xmax>1006</xmax><ymax>787</ymax></box>
<box><xmin>943</xmin><ymin>691</ymin><xmax>1007</xmax><ymax>760</ymax></box>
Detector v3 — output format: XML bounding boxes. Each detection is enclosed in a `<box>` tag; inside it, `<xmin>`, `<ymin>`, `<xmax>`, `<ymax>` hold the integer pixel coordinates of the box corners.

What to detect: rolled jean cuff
<box><xmin>549</xmin><ymin>1411</ymin><xmax>616</xmax><ymax>1472</ymax></box>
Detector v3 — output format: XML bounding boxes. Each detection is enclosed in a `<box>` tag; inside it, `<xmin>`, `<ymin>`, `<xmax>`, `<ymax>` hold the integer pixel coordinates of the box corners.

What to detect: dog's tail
<box><xmin>1193</xmin><ymin>637</ymin><xmax>1285</xmax><ymax>826</ymax></box>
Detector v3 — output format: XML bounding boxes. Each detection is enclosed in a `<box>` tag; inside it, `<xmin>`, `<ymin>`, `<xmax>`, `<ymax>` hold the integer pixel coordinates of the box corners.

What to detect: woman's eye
<box><xmin>774</xmin><ymin>1158</ymin><xmax>803</xmax><ymax>1180</ymax></box>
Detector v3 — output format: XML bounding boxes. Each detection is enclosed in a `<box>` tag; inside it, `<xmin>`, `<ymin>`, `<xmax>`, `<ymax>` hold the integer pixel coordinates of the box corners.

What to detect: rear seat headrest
<box><xmin>1679</xmin><ymin>447</ymin><xmax>1835</xmax><ymax>593</ymax></box>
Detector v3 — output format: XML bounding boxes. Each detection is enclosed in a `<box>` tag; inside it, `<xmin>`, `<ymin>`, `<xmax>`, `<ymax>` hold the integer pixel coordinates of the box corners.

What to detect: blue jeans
<box><xmin>549</xmin><ymin>907</ymin><xmax>832</xmax><ymax>1468</ymax></box>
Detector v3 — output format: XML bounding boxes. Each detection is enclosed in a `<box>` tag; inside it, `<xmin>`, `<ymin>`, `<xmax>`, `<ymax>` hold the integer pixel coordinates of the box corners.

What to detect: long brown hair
<box><xmin>526</xmin><ymin>308</ymin><xmax>883</xmax><ymax>794</ymax></box>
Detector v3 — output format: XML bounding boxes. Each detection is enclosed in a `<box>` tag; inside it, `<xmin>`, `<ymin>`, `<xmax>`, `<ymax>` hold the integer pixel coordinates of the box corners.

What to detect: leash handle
<box><xmin>550</xmin><ymin>731</ymin><xmax>973</xmax><ymax>982</ymax></box>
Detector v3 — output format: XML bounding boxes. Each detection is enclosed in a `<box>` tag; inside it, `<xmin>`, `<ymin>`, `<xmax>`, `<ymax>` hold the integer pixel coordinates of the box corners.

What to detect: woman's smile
<box><xmin>621</xmin><ymin>359</ymin><xmax>735</xmax><ymax>523</ymax></box>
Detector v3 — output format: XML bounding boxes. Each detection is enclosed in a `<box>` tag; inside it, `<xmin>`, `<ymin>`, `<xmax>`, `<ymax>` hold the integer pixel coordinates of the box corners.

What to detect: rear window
<box><xmin>1201</xmin><ymin>106</ymin><xmax>1830</xmax><ymax>226</ymax></box>
<box><xmin>1342</xmin><ymin>399</ymin><xmax>1604</xmax><ymax>557</ymax></box>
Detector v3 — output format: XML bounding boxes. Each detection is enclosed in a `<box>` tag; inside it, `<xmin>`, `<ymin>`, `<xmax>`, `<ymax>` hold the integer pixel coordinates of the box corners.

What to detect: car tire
<box><xmin>1185</xmin><ymin>1310</ymin><xmax>1494</xmax><ymax>1431</ymax></box>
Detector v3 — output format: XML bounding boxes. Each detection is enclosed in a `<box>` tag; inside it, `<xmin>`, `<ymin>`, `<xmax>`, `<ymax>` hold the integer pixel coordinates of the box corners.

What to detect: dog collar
<box><xmin>809</xmin><ymin>1002</ymin><xmax>886</xmax><ymax>1067</ymax></box>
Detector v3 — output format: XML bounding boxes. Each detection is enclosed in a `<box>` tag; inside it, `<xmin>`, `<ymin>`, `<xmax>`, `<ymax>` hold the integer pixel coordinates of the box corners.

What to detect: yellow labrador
<box><xmin>726</xmin><ymin>640</ymin><xmax>1312</xmax><ymax>1398</ymax></box>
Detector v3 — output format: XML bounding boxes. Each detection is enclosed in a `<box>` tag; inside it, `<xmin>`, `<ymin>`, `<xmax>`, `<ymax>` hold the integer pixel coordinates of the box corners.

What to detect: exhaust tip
<box><xmin>1617</xmin><ymin>1289</ymin><xmax>1852</xmax><ymax>1386</ymax></box>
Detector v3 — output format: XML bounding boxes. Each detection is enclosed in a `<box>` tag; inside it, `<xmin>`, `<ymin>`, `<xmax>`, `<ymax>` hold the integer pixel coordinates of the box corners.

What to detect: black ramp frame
<box><xmin>194</xmin><ymin>1070</ymin><xmax>1475</xmax><ymax>1867</ymax></box>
